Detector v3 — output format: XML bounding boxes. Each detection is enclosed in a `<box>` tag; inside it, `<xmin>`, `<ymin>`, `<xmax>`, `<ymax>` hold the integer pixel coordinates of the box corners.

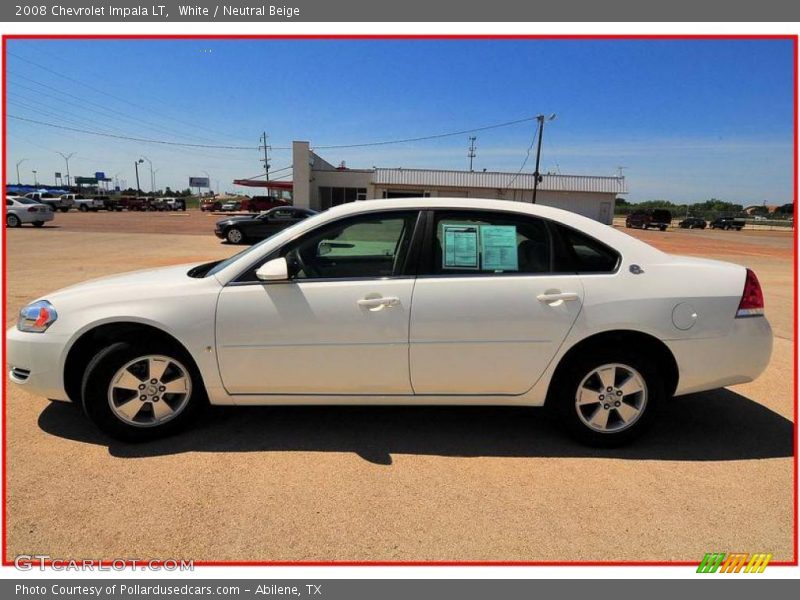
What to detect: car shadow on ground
<box><xmin>38</xmin><ymin>388</ymin><xmax>793</xmax><ymax>465</ymax></box>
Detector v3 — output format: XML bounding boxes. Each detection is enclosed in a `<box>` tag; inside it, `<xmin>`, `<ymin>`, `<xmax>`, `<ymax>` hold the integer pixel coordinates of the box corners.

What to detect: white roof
<box><xmin>373</xmin><ymin>168</ymin><xmax>627</xmax><ymax>194</ymax></box>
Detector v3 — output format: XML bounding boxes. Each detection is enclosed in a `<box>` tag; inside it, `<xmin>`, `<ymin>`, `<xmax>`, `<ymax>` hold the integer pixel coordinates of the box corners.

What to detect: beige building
<box><xmin>291</xmin><ymin>141</ymin><xmax>626</xmax><ymax>224</ymax></box>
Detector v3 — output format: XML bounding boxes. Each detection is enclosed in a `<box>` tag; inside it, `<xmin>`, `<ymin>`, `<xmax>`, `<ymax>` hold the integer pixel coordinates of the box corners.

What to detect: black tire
<box><xmin>226</xmin><ymin>227</ymin><xmax>245</xmax><ymax>244</ymax></box>
<box><xmin>6</xmin><ymin>214</ymin><xmax>21</xmax><ymax>227</ymax></box>
<box><xmin>60</xmin><ymin>207</ymin><xmax>70</xmax><ymax>213</ymax></box>
<box><xmin>81</xmin><ymin>341</ymin><xmax>206</xmax><ymax>441</ymax></box>
<box><xmin>551</xmin><ymin>349</ymin><xmax>664</xmax><ymax>447</ymax></box>
<box><xmin>79</xmin><ymin>204</ymin><xmax>89</xmax><ymax>212</ymax></box>
<box><xmin>659</xmin><ymin>225</ymin><xmax>667</xmax><ymax>232</ymax></box>
<box><xmin>32</xmin><ymin>221</ymin><xmax>44</xmax><ymax>227</ymax></box>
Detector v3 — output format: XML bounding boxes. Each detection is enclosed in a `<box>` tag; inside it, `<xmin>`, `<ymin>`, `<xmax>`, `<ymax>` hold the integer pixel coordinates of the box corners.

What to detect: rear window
<box><xmin>553</xmin><ymin>225</ymin><xmax>619</xmax><ymax>273</ymax></box>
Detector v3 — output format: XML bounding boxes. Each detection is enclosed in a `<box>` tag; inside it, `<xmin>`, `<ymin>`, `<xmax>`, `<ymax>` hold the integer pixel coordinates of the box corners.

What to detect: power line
<box><xmin>7</xmin><ymin>50</ymin><xmax>252</xmax><ymax>145</ymax></box>
<box><xmin>312</xmin><ymin>116</ymin><xmax>537</xmax><ymax>149</ymax></box>
<box><xmin>8</xmin><ymin>115</ymin><xmax>258</xmax><ymax>149</ymax></box>
<box><xmin>504</xmin><ymin>126</ymin><xmax>539</xmax><ymax>191</ymax></box>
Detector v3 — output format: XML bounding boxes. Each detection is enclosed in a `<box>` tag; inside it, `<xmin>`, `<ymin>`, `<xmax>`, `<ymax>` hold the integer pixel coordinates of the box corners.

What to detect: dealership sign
<box><xmin>189</xmin><ymin>177</ymin><xmax>210</xmax><ymax>188</ymax></box>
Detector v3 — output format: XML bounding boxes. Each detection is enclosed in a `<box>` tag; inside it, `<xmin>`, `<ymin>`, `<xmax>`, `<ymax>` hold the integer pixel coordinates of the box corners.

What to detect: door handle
<box><xmin>357</xmin><ymin>296</ymin><xmax>400</xmax><ymax>310</ymax></box>
<box><xmin>537</xmin><ymin>291</ymin><xmax>580</xmax><ymax>303</ymax></box>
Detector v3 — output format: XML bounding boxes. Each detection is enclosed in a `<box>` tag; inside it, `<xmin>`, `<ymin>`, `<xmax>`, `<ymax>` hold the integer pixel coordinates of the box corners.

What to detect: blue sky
<box><xmin>5</xmin><ymin>38</ymin><xmax>795</xmax><ymax>203</ymax></box>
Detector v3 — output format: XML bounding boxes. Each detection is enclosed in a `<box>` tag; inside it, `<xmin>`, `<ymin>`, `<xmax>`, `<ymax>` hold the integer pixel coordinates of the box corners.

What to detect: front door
<box><xmin>409</xmin><ymin>210</ymin><xmax>585</xmax><ymax>395</ymax></box>
<box><xmin>216</xmin><ymin>210</ymin><xmax>420</xmax><ymax>395</ymax></box>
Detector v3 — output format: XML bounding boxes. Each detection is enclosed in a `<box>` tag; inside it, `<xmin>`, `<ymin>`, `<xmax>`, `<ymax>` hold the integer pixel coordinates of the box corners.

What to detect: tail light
<box><xmin>27</xmin><ymin>206</ymin><xmax>38</xmax><ymax>213</ymax></box>
<box><xmin>736</xmin><ymin>268</ymin><xmax>764</xmax><ymax>318</ymax></box>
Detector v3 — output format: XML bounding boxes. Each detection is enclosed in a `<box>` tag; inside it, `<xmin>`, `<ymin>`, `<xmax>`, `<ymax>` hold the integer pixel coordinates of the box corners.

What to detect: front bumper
<box><xmin>214</xmin><ymin>229</ymin><xmax>225</xmax><ymax>239</ymax></box>
<box><xmin>6</xmin><ymin>326</ymin><xmax>70</xmax><ymax>401</ymax></box>
<box><xmin>666</xmin><ymin>315</ymin><xmax>773</xmax><ymax>396</ymax></box>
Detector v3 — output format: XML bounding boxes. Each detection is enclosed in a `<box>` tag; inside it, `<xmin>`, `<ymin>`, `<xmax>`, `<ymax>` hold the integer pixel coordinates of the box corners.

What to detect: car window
<box><xmin>5</xmin><ymin>200</ymin><xmax>12</xmax><ymax>207</ymax></box>
<box><xmin>428</xmin><ymin>211</ymin><xmax>551</xmax><ymax>275</ymax></box>
<box><xmin>553</xmin><ymin>224</ymin><xmax>619</xmax><ymax>273</ymax></box>
<box><xmin>281</xmin><ymin>212</ymin><xmax>418</xmax><ymax>280</ymax></box>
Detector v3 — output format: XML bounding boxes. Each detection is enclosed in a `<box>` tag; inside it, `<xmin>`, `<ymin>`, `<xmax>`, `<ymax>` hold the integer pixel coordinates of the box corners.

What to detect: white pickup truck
<box><xmin>25</xmin><ymin>192</ymin><xmax>73</xmax><ymax>212</ymax></box>
<box><xmin>61</xmin><ymin>193</ymin><xmax>104</xmax><ymax>212</ymax></box>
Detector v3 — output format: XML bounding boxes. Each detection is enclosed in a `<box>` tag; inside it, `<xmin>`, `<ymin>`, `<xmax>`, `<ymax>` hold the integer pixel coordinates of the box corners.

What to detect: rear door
<box><xmin>409</xmin><ymin>210</ymin><xmax>585</xmax><ymax>395</ymax></box>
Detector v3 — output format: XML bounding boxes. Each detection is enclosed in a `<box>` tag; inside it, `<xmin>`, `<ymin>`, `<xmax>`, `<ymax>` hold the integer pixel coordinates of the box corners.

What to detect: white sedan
<box><xmin>5</xmin><ymin>195</ymin><xmax>55</xmax><ymax>228</ymax></box>
<box><xmin>6</xmin><ymin>198</ymin><xmax>772</xmax><ymax>445</ymax></box>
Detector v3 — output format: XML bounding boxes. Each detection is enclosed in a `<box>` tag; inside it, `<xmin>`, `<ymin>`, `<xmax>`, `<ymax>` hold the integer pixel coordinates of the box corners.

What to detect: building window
<box><xmin>318</xmin><ymin>187</ymin><xmax>368</xmax><ymax>210</ymax></box>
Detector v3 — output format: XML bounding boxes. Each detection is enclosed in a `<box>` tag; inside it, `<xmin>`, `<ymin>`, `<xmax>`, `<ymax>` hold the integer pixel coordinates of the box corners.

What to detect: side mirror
<box><xmin>255</xmin><ymin>257</ymin><xmax>289</xmax><ymax>282</ymax></box>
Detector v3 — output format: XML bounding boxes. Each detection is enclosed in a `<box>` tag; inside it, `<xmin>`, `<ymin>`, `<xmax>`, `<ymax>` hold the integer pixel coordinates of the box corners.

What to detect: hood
<box><xmin>217</xmin><ymin>215</ymin><xmax>258</xmax><ymax>224</ymax></box>
<box><xmin>40</xmin><ymin>263</ymin><xmax>204</xmax><ymax>302</ymax></box>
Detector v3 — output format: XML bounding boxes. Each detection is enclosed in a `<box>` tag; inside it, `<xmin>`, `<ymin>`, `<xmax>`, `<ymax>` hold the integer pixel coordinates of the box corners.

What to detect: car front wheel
<box><xmin>6</xmin><ymin>214</ymin><xmax>21</xmax><ymax>227</ymax></box>
<box><xmin>226</xmin><ymin>227</ymin><xmax>245</xmax><ymax>244</ymax></box>
<box><xmin>553</xmin><ymin>352</ymin><xmax>663</xmax><ymax>447</ymax></box>
<box><xmin>81</xmin><ymin>341</ymin><xmax>205</xmax><ymax>441</ymax></box>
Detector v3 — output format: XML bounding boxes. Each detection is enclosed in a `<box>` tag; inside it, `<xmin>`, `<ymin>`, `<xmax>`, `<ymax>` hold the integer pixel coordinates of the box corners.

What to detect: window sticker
<box><xmin>480</xmin><ymin>225</ymin><xmax>518</xmax><ymax>271</ymax></box>
<box><xmin>442</xmin><ymin>224</ymin><xmax>479</xmax><ymax>269</ymax></box>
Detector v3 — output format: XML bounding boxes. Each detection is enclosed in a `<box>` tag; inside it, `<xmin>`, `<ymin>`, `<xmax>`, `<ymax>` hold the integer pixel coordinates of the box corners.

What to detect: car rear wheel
<box><xmin>552</xmin><ymin>351</ymin><xmax>663</xmax><ymax>447</ymax></box>
<box><xmin>81</xmin><ymin>341</ymin><xmax>205</xmax><ymax>441</ymax></box>
<box><xmin>226</xmin><ymin>227</ymin><xmax>245</xmax><ymax>244</ymax></box>
<box><xmin>6</xmin><ymin>214</ymin><xmax>21</xmax><ymax>227</ymax></box>
<box><xmin>79</xmin><ymin>204</ymin><xmax>88</xmax><ymax>212</ymax></box>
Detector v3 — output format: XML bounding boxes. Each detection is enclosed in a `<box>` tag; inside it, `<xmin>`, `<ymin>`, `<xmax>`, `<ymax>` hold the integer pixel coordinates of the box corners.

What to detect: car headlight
<box><xmin>18</xmin><ymin>300</ymin><xmax>58</xmax><ymax>333</ymax></box>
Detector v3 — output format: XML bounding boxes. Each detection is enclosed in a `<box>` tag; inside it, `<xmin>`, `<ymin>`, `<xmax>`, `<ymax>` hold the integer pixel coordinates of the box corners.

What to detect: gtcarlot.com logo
<box><xmin>14</xmin><ymin>555</ymin><xmax>193</xmax><ymax>571</ymax></box>
<box><xmin>697</xmin><ymin>552</ymin><xmax>772</xmax><ymax>573</ymax></box>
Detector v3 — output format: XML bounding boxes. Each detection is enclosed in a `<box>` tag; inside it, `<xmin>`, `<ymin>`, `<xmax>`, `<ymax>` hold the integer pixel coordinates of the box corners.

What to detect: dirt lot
<box><xmin>3</xmin><ymin>211</ymin><xmax>795</xmax><ymax>563</ymax></box>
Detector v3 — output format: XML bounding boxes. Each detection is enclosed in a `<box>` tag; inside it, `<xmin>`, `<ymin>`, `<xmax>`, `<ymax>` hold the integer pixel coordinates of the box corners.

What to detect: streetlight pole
<box><xmin>532</xmin><ymin>113</ymin><xmax>556</xmax><ymax>204</ymax></box>
<box><xmin>56</xmin><ymin>152</ymin><xmax>75</xmax><ymax>189</ymax></box>
<box><xmin>134</xmin><ymin>159</ymin><xmax>144</xmax><ymax>194</ymax></box>
<box><xmin>15</xmin><ymin>158</ymin><xmax>27</xmax><ymax>186</ymax></box>
<box><xmin>32</xmin><ymin>170</ymin><xmax>38</xmax><ymax>186</ymax></box>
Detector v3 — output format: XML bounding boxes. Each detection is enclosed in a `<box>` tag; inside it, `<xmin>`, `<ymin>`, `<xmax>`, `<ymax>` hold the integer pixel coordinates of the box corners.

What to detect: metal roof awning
<box><xmin>233</xmin><ymin>179</ymin><xmax>294</xmax><ymax>190</ymax></box>
<box><xmin>373</xmin><ymin>168</ymin><xmax>627</xmax><ymax>194</ymax></box>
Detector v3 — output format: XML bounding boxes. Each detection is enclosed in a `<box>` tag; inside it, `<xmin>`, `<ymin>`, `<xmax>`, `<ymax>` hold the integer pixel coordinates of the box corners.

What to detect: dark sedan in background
<box><xmin>678</xmin><ymin>217</ymin><xmax>707</xmax><ymax>229</ymax></box>
<box><xmin>215</xmin><ymin>206</ymin><xmax>317</xmax><ymax>244</ymax></box>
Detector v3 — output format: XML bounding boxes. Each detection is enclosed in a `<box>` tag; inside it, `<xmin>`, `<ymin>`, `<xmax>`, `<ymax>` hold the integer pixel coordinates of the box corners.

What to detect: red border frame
<box><xmin>1</xmin><ymin>33</ymin><xmax>797</xmax><ymax>569</ymax></box>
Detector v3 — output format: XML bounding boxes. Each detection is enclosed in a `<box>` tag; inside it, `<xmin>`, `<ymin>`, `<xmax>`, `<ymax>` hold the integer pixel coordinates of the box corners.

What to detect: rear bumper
<box><xmin>6</xmin><ymin>326</ymin><xmax>70</xmax><ymax>401</ymax></box>
<box><xmin>666</xmin><ymin>315</ymin><xmax>773</xmax><ymax>396</ymax></box>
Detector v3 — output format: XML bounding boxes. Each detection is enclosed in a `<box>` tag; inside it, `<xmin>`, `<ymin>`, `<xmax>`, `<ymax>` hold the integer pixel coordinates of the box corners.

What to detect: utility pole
<box><xmin>56</xmin><ymin>152</ymin><xmax>75</xmax><ymax>189</ymax></box>
<box><xmin>259</xmin><ymin>132</ymin><xmax>271</xmax><ymax>196</ymax></box>
<box><xmin>532</xmin><ymin>113</ymin><xmax>556</xmax><ymax>204</ymax></box>
<box><xmin>468</xmin><ymin>136</ymin><xmax>477</xmax><ymax>172</ymax></box>
<box><xmin>15</xmin><ymin>158</ymin><xmax>27</xmax><ymax>186</ymax></box>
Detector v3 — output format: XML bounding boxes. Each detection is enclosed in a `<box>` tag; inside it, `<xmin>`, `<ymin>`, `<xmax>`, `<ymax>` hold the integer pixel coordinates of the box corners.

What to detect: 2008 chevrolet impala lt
<box><xmin>7</xmin><ymin>198</ymin><xmax>772</xmax><ymax>445</ymax></box>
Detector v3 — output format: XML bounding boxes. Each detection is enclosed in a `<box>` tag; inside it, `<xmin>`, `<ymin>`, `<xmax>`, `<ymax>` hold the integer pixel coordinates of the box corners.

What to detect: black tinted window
<box><xmin>554</xmin><ymin>225</ymin><xmax>619</xmax><ymax>273</ymax></box>
<box><xmin>429</xmin><ymin>211</ymin><xmax>551</xmax><ymax>275</ymax></box>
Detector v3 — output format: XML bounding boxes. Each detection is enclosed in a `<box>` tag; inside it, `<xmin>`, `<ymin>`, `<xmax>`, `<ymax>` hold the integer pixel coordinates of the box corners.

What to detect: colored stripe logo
<box><xmin>697</xmin><ymin>552</ymin><xmax>772</xmax><ymax>573</ymax></box>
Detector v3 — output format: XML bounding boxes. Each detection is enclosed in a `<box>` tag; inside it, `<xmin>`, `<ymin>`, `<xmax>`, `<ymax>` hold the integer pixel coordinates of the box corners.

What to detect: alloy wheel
<box><xmin>574</xmin><ymin>363</ymin><xmax>648</xmax><ymax>433</ymax></box>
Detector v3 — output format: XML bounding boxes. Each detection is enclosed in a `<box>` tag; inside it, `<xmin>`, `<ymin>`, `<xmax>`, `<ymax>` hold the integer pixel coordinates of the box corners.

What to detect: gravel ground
<box><xmin>3</xmin><ymin>216</ymin><xmax>795</xmax><ymax>563</ymax></box>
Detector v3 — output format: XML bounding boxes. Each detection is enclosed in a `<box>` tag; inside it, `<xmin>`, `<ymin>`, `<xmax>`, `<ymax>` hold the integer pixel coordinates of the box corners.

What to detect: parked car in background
<box><xmin>200</xmin><ymin>198</ymin><xmax>222</xmax><ymax>212</ymax></box>
<box><xmin>25</xmin><ymin>191</ymin><xmax>72</xmax><ymax>213</ymax></box>
<box><xmin>220</xmin><ymin>201</ymin><xmax>242</xmax><ymax>212</ymax></box>
<box><xmin>710</xmin><ymin>216</ymin><xmax>745</xmax><ymax>231</ymax></box>
<box><xmin>215</xmin><ymin>206</ymin><xmax>317</xmax><ymax>244</ymax></box>
<box><xmin>62</xmin><ymin>193</ymin><xmax>103</xmax><ymax>212</ymax></box>
<box><xmin>7</xmin><ymin>198</ymin><xmax>772</xmax><ymax>445</ymax></box>
<box><xmin>161</xmin><ymin>197</ymin><xmax>186</xmax><ymax>211</ymax></box>
<box><xmin>678</xmin><ymin>217</ymin><xmax>707</xmax><ymax>229</ymax></box>
<box><xmin>242</xmin><ymin>196</ymin><xmax>290</xmax><ymax>212</ymax></box>
<box><xmin>625</xmin><ymin>209</ymin><xmax>672</xmax><ymax>231</ymax></box>
<box><xmin>6</xmin><ymin>195</ymin><xmax>54</xmax><ymax>227</ymax></box>
<box><xmin>94</xmin><ymin>195</ymin><xmax>121</xmax><ymax>211</ymax></box>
